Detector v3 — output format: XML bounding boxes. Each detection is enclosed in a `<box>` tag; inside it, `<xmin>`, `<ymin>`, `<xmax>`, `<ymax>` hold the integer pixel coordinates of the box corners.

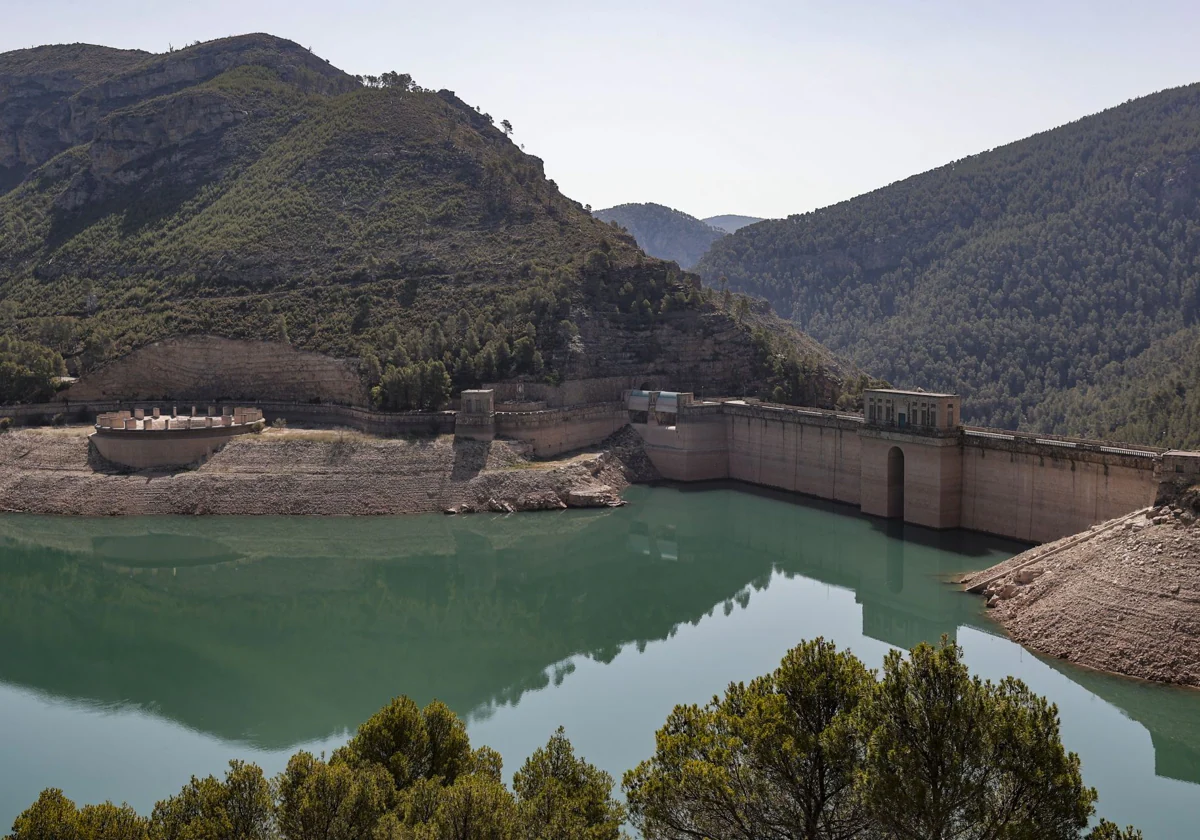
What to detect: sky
<box><xmin>4</xmin><ymin>0</ymin><xmax>1200</xmax><ymax>219</ymax></box>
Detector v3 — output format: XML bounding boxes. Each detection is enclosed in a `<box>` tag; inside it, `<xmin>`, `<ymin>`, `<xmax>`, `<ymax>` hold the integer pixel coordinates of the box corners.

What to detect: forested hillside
<box><xmin>0</xmin><ymin>35</ymin><xmax>853</xmax><ymax>408</ymax></box>
<box><xmin>1033</xmin><ymin>324</ymin><xmax>1200</xmax><ymax>448</ymax></box>
<box><xmin>698</xmin><ymin>81</ymin><xmax>1200</xmax><ymax>441</ymax></box>
<box><xmin>593</xmin><ymin>202</ymin><xmax>726</xmax><ymax>269</ymax></box>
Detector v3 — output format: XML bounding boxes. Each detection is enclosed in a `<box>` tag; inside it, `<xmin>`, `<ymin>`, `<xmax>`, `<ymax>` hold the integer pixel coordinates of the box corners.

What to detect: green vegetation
<box><xmin>592</xmin><ymin>203</ymin><xmax>726</xmax><ymax>269</ymax></box>
<box><xmin>698</xmin><ymin>81</ymin><xmax>1200</xmax><ymax>443</ymax></box>
<box><xmin>0</xmin><ymin>335</ymin><xmax>66</xmax><ymax>404</ymax></box>
<box><xmin>0</xmin><ymin>35</ymin><xmax>846</xmax><ymax>407</ymax></box>
<box><xmin>1033</xmin><ymin>324</ymin><xmax>1200</xmax><ymax>448</ymax></box>
<box><xmin>7</xmin><ymin>638</ymin><xmax>1138</xmax><ymax>840</ymax></box>
<box><xmin>8</xmin><ymin>697</ymin><xmax>622</xmax><ymax>840</ymax></box>
<box><xmin>625</xmin><ymin>637</ymin><xmax>1133</xmax><ymax>840</ymax></box>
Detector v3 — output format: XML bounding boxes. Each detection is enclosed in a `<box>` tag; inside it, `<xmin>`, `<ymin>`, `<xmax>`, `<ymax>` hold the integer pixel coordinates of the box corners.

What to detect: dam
<box><xmin>6</xmin><ymin>373</ymin><xmax>1198</xmax><ymax>544</ymax></box>
<box><xmin>631</xmin><ymin>388</ymin><xmax>1200</xmax><ymax>544</ymax></box>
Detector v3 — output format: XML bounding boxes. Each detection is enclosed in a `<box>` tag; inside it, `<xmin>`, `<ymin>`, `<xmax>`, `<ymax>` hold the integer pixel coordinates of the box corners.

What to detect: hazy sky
<box><xmin>5</xmin><ymin>1</ymin><xmax>1200</xmax><ymax>219</ymax></box>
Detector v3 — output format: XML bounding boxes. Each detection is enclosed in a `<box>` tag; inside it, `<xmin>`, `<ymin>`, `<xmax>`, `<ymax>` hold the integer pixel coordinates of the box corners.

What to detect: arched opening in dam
<box><xmin>887</xmin><ymin>446</ymin><xmax>905</xmax><ymax>518</ymax></box>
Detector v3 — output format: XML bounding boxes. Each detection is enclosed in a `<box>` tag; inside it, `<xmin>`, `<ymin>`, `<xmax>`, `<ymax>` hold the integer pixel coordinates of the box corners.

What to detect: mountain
<box><xmin>592</xmin><ymin>202</ymin><xmax>726</xmax><ymax>269</ymax></box>
<box><xmin>703</xmin><ymin>214</ymin><xmax>763</xmax><ymax>233</ymax></box>
<box><xmin>0</xmin><ymin>35</ymin><xmax>855</xmax><ymax>408</ymax></box>
<box><xmin>697</xmin><ymin>82</ymin><xmax>1200</xmax><ymax>443</ymax></box>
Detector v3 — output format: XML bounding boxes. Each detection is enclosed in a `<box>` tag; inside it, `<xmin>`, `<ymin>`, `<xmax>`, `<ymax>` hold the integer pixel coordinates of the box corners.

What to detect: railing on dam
<box><xmin>962</xmin><ymin>426</ymin><xmax>1163</xmax><ymax>458</ymax></box>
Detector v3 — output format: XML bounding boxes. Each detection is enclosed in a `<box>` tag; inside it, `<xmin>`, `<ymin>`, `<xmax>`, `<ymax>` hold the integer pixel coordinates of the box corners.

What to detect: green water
<box><xmin>1</xmin><ymin>485</ymin><xmax>1198</xmax><ymax>836</ymax></box>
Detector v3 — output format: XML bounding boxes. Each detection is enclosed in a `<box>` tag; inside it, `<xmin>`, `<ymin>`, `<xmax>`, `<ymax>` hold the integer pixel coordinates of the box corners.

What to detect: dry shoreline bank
<box><xmin>0</xmin><ymin>425</ymin><xmax>658</xmax><ymax>517</ymax></box>
<box><xmin>962</xmin><ymin>493</ymin><xmax>1200</xmax><ymax>688</ymax></box>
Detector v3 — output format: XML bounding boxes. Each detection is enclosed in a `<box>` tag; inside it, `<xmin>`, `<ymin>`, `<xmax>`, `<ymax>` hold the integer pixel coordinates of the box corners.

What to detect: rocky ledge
<box><xmin>0</xmin><ymin>425</ymin><xmax>659</xmax><ymax>517</ymax></box>
<box><xmin>962</xmin><ymin>488</ymin><xmax>1200</xmax><ymax>687</ymax></box>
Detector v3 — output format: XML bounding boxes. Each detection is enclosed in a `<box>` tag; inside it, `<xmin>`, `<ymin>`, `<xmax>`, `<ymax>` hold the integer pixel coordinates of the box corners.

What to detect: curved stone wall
<box><xmin>60</xmin><ymin>336</ymin><xmax>369</xmax><ymax>405</ymax></box>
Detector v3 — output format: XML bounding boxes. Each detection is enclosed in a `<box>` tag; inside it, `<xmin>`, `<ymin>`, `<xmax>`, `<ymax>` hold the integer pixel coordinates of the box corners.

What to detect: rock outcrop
<box><xmin>59</xmin><ymin>336</ymin><xmax>368</xmax><ymax>404</ymax></box>
<box><xmin>963</xmin><ymin>491</ymin><xmax>1200</xmax><ymax>687</ymax></box>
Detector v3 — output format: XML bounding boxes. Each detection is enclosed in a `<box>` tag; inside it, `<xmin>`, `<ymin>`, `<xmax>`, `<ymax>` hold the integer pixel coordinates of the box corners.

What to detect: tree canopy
<box><xmin>625</xmin><ymin>637</ymin><xmax>1129</xmax><ymax>840</ymax></box>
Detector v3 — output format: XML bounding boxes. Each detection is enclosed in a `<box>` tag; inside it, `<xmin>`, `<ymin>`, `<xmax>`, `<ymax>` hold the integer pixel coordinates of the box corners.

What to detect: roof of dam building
<box><xmin>865</xmin><ymin>388</ymin><xmax>959</xmax><ymax>399</ymax></box>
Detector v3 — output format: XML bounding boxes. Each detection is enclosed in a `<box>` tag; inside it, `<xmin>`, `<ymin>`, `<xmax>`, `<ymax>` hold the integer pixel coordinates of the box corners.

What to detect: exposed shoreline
<box><xmin>962</xmin><ymin>494</ymin><xmax>1200</xmax><ymax>689</ymax></box>
<box><xmin>0</xmin><ymin>425</ymin><xmax>658</xmax><ymax>517</ymax></box>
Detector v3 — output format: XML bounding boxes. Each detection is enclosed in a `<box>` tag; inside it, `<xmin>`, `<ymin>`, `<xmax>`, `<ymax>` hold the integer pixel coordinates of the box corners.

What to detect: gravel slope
<box><xmin>965</xmin><ymin>498</ymin><xmax>1200</xmax><ymax>687</ymax></box>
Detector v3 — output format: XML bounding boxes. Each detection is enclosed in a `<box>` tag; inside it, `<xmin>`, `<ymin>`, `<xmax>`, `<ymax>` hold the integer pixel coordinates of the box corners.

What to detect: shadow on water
<box><xmin>657</xmin><ymin>478</ymin><xmax>1032</xmax><ymax>558</ymax></box>
<box><xmin>0</xmin><ymin>483</ymin><xmax>1196</xmax><ymax>790</ymax></box>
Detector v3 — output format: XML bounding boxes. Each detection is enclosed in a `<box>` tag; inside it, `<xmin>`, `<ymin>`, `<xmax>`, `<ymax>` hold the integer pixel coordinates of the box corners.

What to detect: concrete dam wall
<box><xmin>635</xmin><ymin>391</ymin><xmax>1169</xmax><ymax>545</ymax></box>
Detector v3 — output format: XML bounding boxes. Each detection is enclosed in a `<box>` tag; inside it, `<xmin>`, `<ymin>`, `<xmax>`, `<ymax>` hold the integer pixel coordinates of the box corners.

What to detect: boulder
<box><xmin>1014</xmin><ymin>567</ymin><xmax>1044</xmax><ymax>585</ymax></box>
<box><xmin>565</xmin><ymin>484</ymin><xmax>624</xmax><ymax>508</ymax></box>
<box><xmin>515</xmin><ymin>490</ymin><xmax>568</xmax><ymax>511</ymax></box>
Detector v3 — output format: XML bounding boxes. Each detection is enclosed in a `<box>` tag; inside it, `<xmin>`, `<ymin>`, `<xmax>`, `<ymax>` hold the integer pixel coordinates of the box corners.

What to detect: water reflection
<box><xmin>0</xmin><ymin>483</ymin><xmax>1197</xmax><ymax>800</ymax></box>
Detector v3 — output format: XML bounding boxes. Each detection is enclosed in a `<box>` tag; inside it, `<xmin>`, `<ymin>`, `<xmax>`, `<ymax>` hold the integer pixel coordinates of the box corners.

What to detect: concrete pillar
<box><xmin>207</xmin><ymin>405</ymin><xmax>216</xmax><ymax>416</ymax></box>
<box><xmin>134</xmin><ymin>408</ymin><xmax>145</xmax><ymax>420</ymax></box>
<box><xmin>123</xmin><ymin>418</ymin><xmax>137</xmax><ymax>430</ymax></box>
<box><xmin>152</xmin><ymin>407</ymin><xmax>161</xmax><ymax>419</ymax></box>
<box><xmin>190</xmin><ymin>406</ymin><xmax>197</xmax><ymax>418</ymax></box>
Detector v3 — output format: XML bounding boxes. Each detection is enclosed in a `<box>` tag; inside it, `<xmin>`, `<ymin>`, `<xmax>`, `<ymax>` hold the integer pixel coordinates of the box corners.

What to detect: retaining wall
<box><xmin>494</xmin><ymin>403</ymin><xmax>627</xmax><ymax>457</ymax></box>
<box><xmin>485</xmin><ymin>376</ymin><xmax>664</xmax><ymax>409</ymax></box>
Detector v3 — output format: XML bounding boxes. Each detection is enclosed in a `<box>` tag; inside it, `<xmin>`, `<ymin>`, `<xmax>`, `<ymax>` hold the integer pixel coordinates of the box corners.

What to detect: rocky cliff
<box><xmin>60</xmin><ymin>336</ymin><xmax>368</xmax><ymax>404</ymax></box>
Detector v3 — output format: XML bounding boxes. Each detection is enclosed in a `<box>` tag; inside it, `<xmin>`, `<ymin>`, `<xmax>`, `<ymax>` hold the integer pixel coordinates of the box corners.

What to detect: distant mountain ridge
<box><xmin>698</xmin><ymin>81</ymin><xmax>1200</xmax><ymax>446</ymax></box>
<box><xmin>703</xmin><ymin>214</ymin><xmax>763</xmax><ymax>233</ymax></box>
<box><xmin>593</xmin><ymin>202</ymin><xmax>726</xmax><ymax>269</ymax></box>
<box><xmin>0</xmin><ymin>34</ymin><xmax>857</xmax><ymax>409</ymax></box>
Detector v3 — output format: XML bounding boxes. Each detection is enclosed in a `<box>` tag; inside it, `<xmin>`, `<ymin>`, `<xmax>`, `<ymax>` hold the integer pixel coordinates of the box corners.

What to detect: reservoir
<box><xmin>1</xmin><ymin>485</ymin><xmax>1198</xmax><ymax>835</ymax></box>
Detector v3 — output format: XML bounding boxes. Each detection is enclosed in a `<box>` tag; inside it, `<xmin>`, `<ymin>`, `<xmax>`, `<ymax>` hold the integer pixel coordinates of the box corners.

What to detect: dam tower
<box><xmin>858</xmin><ymin>389</ymin><xmax>963</xmax><ymax>529</ymax></box>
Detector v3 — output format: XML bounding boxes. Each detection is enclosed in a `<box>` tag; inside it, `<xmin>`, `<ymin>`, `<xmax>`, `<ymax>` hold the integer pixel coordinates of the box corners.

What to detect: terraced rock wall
<box><xmin>61</xmin><ymin>336</ymin><xmax>368</xmax><ymax>405</ymax></box>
